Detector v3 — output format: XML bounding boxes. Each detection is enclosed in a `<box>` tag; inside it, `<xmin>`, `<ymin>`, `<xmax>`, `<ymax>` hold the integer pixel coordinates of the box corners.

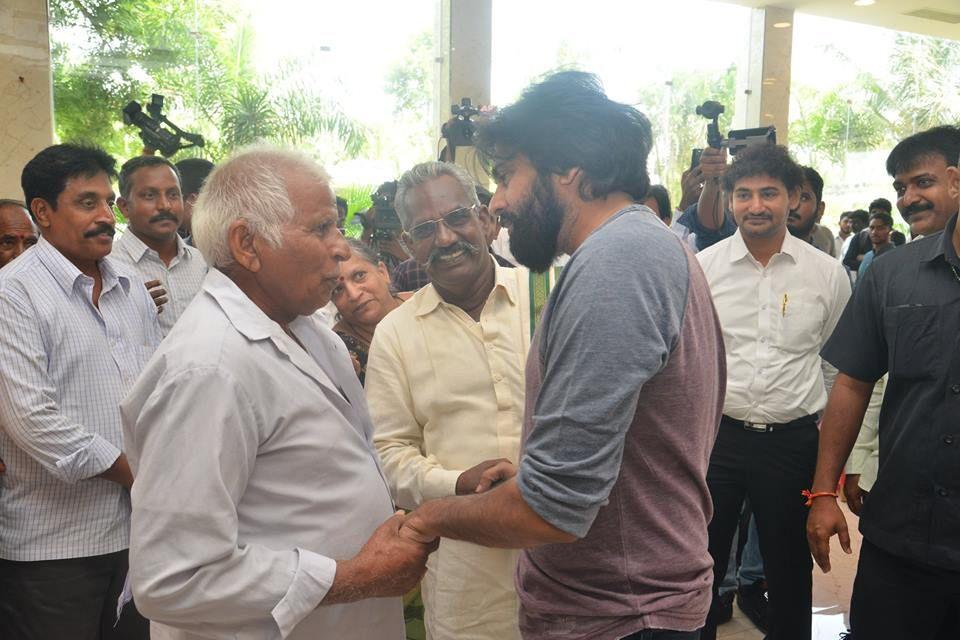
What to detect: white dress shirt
<box><xmin>122</xmin><ymin>268</ymin><xmax>402</xmax><ymax>640</ymax></box>
<box><xmin>366</xmin><ymin>260</ymin><xmax>529</xmax><ymax>640</ymax></box>
<box><xmin>0</xmin><ymin>237</ymin><xmax>160</xmax><ymax>561</ymax></box>
<box><xmin>110</xmin><ymin>230</ymin><xmax>208</xmax><ymax>335</ymax></box>
<box><xmin>697</xmin><ymin>230</ymin><xmax>851</xmax><ymax>424</ymax></box>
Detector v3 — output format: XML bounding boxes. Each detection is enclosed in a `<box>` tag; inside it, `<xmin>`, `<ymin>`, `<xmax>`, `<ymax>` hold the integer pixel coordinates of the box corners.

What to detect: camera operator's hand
<box><xmin>699</xmin><ymin>147</ymin><xmax>728</xmax><ymax>180</ymax></box>
<box><xmin>145</xmin><ymin>279</ymin><xmax>168</xmax><ymax>314</ymax></box>
<box><xmin>679</xmin><ymin>166</ymin><xmax>704</xmax><ymax>211</ymax></box>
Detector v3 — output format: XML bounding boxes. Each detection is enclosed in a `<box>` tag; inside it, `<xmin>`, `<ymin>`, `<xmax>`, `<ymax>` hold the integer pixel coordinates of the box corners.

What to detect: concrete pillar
<box><xmin>439</xmin><ymin>0</ymin><xmax>492</xmax><ymax>183</ymax></box>
<box><xmin>0</xmin><ymin>0</ymin><xmax>55</xmax><ymax>200</ymax></box>
<box><xmin>733</xmin><ymin>6</ymin><xmax>794</xmax><ymax>145</ymax></box>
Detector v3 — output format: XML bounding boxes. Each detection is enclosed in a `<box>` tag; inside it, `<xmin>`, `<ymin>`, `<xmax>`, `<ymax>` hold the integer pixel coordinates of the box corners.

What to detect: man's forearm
<box><xmin>812</xmin><ymin>373</ymin><xmax>874</xmax><ymax>492</ymax></box>
<box><xmin>405</xmin><ymin>478</ymin><xmax>576</xmax><ymax>549</ymax></box>
<box><xmin>696</xmin><ymin>178</ymin><xmax>725</xmax><ymax>231</ymax></box>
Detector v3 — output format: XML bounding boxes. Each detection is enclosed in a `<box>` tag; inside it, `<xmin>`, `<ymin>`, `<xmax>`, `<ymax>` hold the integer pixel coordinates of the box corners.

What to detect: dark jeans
<box><xmin>701</xmin><ymin>417</ymin><xmax>818</xmax><ymax>640</ymax></box>
<box><xmin>0</xmin><ymin>549</ymin><xmax>149</xmax><ymax>640</ymax></box>
<box><xmin>621</xmin><ymin>630</ymin><xmax>700</xmax><ymax>640</ymax></box>
<box><xmin>849</xmin><ymin>539</ymin><xmax>960</xmax><ymax>639</ymax></box>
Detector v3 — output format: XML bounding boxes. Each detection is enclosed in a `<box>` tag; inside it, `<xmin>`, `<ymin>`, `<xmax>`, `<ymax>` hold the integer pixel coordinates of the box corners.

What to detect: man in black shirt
<box><xmin>806</xmin><ymin>152</ymin><xmax>960</xmax><ymax>638</ymax></box>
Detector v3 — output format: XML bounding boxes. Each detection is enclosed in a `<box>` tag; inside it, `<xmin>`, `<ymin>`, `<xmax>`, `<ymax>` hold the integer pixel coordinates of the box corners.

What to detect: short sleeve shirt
<box><xmin>821</xmin><ymin>213</ymin><xmax>960</xmax><ymax>570</ymax></box>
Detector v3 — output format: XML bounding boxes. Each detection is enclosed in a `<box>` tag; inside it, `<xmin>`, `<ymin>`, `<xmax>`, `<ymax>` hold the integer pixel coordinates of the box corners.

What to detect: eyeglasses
<box><xmin>406</xmin><ymin>205</ymin><xmax>477</xmax><ymax>242</ymax></box>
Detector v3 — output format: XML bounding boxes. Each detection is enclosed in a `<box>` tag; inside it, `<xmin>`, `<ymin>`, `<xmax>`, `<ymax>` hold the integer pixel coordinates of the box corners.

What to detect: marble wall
<box><xmin>0</xmin><ymin>0</ymin><xmax>54</xmax><ymax>202</ymax></box>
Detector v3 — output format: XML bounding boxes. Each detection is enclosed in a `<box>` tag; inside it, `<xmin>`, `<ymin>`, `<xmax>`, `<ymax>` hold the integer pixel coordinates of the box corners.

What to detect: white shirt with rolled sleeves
<box><xmin>121</xmin><ymin>268</ymin><xmax>402</xmax><ymax>640</ymax></box>
<box><xmin>0</xmin><ymin>237</ymin><xmax>160</xmax><ymax>561</ymax></box>
<box><xmin>110</xmin><ymin>230</ymin><xmax>207</xmax><ymax>336</ymax></box>
<box><xmin>696</xmin><ymin>230</ymin><xmax>851</xmax><ymax>424</ymax></box>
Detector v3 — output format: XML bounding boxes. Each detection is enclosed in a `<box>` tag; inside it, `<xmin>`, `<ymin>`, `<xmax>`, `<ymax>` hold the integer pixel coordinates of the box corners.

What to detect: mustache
<box><xmin>427</xmin><ymin>241</ymin><xmax>480</xmax><ymax>266</ymax></box>
<box><xmin>149</xmin><ymin>211</ymin><xmax>179</xmax><ymax>224</ymax></box>
<box><xmin>903</xmin><ymin>201</ymin><xmax>933</xmax><ymax>218</ymax></box>
<box><xmin>83</xmin><ymin>223</ymin><xmax>115</xmax><ymax>238</ymax></box>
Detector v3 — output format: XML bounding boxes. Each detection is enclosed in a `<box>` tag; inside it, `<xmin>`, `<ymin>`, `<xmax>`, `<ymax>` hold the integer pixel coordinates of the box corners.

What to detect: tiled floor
<box><xmin>718</xmin><ymin>502</ymin><xmax>861</xmax><ymax>640</ymax></box>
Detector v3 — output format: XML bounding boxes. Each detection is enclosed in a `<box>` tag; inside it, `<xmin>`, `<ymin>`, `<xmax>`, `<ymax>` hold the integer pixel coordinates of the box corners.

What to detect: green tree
<box><xmin>636</xmin><ymin>66</ymin><xmax>737</xmax><ymax>201</ymax></box>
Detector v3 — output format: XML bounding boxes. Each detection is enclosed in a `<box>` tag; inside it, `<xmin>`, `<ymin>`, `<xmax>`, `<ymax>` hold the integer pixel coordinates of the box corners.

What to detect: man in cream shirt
<box><xmin>121</xmin><ymin>147</ymin><xmax>434</xmax><ymax>640</ymax></box>
<box><xmin>366</xmin><ymin>161</ymin><xmax>529</xmax><ymax>640</ymax></box>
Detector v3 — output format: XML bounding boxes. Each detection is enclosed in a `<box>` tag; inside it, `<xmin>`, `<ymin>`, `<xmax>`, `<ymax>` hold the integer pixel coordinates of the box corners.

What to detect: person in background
<box><xmin>173</xmin><ymin>157</ymin><xmax>214</xmax><ymax>245</ymax></box>
<box><xmin>788</xmin><ymin>166</ymin><xmax>836</xmax><ymax>257</ymax></box>
<box><xmin>113</xmin><ymin>156</ymin><xmax>208</xmax><ymax>335</ymax></box>
<box><xmin>331</xmin><ymin>238</ymin><xmax>410</xmax><ymax>385</ymax></box>
<box><xmin>336</xmin><ymin>195</ymin><xmax>349</xmax><ymax>229</ymax></box>
<box><xmin>0</xmin><ymin>200</ymin><xmax>37</xmax><ymax>268</ymax></box>
<box><xmin>0</xmin><ymin>144</ymin><xmax>160</xmax><ymax>640</ymax></box>
<box><xmin>857</xmin><ymin>211</ymin><xmax>895</xmax><ymax>281</ymax></box>
<box><xmin>697</xmin><ymin>144</ymin><xmax>850</xmax><ymax>640</ymax></box>
<box><xmin>843</xmin><ymin>198</ymin><xmax>892</xmax><ymax>272</ymax></box>
<box><xmin>835</xmin><ymin>211</ymin><xmax>852</xmax><ymax>258</ymax></box>
<box><xmin>643</xmin><ymin>184</ymin><xmax>672</xmax><ymax>225</ymax></box>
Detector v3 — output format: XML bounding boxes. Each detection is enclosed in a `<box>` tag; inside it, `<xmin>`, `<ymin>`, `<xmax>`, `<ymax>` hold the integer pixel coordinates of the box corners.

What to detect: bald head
<box><xmin>0</xmin><ymin>200</ymin><xmax>38</xmax><ymax>268</ymax></box>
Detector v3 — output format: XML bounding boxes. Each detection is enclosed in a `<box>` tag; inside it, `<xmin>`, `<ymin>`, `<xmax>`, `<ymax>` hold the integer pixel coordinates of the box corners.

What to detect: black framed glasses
<box><xmin>406</xmin><ymin>205</ymin><xmax>478</xmax><ymax>242</ymax></box>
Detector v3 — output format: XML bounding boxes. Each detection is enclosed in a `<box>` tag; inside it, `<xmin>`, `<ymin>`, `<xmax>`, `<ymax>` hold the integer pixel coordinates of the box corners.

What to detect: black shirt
<box><xmin>822</xmin><ymin>213</ymin><xmax>960</xmax><ymax>570</ymax></box>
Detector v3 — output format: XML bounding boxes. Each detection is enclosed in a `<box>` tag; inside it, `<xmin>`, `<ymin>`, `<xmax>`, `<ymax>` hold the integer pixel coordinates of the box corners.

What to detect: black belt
<box><xmin>721</xmin><ymin>414</ymin><xmax>817</xmax><ymax>433</ymax></box>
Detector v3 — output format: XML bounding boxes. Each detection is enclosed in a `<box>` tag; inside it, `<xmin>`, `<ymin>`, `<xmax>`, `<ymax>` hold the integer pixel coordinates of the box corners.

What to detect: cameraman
<box><xmin>364</xmin><ymin>182</ymin><xmax>409</xmax><ymax>274</ymax></box>
<box><xmin>675</xmin><ymin>147</ymin><xmax>736</xmax><ymax>252</ymax></box>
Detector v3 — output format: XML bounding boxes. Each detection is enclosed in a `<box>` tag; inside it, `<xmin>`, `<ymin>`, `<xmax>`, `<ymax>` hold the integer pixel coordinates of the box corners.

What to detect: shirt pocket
<box><xmin>884</xmin><ymin>304</ymin><xmax>941</xmax><ymax>379</ymax></box>
<box><xmin>774</xmin><ymin>291</ymin><xmax>822</xmax><ymax>353</ymax></box>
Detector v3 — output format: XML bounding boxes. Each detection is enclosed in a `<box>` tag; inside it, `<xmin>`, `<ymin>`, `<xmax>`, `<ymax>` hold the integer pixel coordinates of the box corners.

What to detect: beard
<box><xmin>787</xmin><ymin>211</ymin><xmax>817</xmax><ymax>239</ymax></box>
<box><xmin>504</xmin><ymin>176</ymin><xmax>565</xmax><ymax>273</ymax></box>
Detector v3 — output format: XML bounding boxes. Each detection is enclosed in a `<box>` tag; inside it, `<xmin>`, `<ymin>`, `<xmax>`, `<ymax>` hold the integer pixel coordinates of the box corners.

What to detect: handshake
<box><xmin>341</xmin><ymin>458</ymin><xmax>516</xmax><ymax>600</ymax></box>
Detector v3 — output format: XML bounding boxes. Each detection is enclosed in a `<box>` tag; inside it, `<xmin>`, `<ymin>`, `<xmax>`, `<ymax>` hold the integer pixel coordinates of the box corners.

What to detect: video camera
<box><xmin>695</xmin><ymin>100</ymin><xmax>776</xmax><ymax>156</ymax></box>
<box><xmin>122</xmin><ymin>94</ymin><xmax>205</xmax><ymax>157</ymax></box>
<box><xmin>369</xmin><ymin>181</ymin><xmax>402</xmax><ymax>242</ymax></box>
<box><xmin>440</xmin><ymin>98</ymin><xmax>481</xmax><ymax>161</ymax></box>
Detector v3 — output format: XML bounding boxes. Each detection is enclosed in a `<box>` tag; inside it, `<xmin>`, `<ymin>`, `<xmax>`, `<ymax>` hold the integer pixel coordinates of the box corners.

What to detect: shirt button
<box><xmin>494</xmin><ymin>374</ymin><xmax>503</xmax><ymax>382</ymax></box>
<box><xmin>760</xmin><ymin>338</ymin><xmax>767</xmax><ymax>344</ymax></box>
<box><xmin>937</xmin><ymin>488</ymin><xmax>949</xmax><ymax>497</ymax></box>
<box><xmin>951</xmin><ymin>384</ymin><xmax>960</xmax><ymax>395</ymax></box>
<box><xmin>944</xmin><ymin>435</ymin><xmax>955</xmax><ymax>445</ymax></box>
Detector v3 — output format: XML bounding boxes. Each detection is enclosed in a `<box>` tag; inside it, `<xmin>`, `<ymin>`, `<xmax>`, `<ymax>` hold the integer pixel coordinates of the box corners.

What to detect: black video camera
<box><xmin>440</xmin><ymin>98</ymin><xmax>481</xmax><ymax>160</ymax></box>
<box><xmin>369</xmin><ymin>181</ymin><xmax>402</xmax><ymax>242</ymax></box>
<box><xmin>695</xmin><ymin>100</ymin><xmax>776</xmax><ymax>155</ymax></box>
<box><xmin>122</xmin><ymin>94</ymin><xmax>205</xmax><ymax>157</ymax></box>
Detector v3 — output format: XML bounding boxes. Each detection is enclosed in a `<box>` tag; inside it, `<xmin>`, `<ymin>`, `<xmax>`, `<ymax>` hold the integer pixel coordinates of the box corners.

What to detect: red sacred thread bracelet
<box><xmin>801</xmin><ymin>490</ymin><xmax>838</xmax><ymax>507</ymax></box>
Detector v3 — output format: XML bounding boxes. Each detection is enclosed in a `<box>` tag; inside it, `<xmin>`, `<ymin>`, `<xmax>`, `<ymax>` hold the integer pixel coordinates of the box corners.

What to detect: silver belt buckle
<box><xmin>743</xmin><ymin>421</ymin><xmax>769</xmax><ymax>432</ymax></box>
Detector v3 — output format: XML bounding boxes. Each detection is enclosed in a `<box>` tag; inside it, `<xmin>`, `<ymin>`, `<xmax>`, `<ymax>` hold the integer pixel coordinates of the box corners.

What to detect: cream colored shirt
<box><xmin>697</xmin><ymin>230</ymin><xmax>851</xmax><ymax>424</ymax></box>
<box><xmin>366</xmin><ymin>259</ymin><xmax>530</xmax><ymax>640</ymax></box>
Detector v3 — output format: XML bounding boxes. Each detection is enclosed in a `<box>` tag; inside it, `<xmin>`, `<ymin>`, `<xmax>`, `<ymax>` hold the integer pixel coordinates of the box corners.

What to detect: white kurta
<box><xmin>366</xmin><ymin>260</ymin><xmax>530</xmax><ymax>640</ymax></box>
<box><xmin>121</xmin><ymin>269</ymin><xmax>403</xmax><ymax>640</ymax></box>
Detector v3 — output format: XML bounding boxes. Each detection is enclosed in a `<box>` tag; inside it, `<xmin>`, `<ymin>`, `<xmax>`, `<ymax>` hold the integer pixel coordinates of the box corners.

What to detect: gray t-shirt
<box><xmin>515</xmin><ymin>205</ymin><xmax>725</xmax><ymax>638</ymax></box>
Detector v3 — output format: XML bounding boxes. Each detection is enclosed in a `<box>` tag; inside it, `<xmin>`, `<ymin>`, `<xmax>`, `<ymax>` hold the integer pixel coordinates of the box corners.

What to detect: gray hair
<box><xmin>344</xmin><ymin>238</ymin><xmax>380</xmax><ymax>267</ymax></box>
<box><xmin>192</xmin><ymin>145</ymin><xmax>330</xmax><ymax>268</ymax></box>
<box><xmin>394</xmin><ymin>161</ymin><xmax>480</xmax><ymax>229</ymax></box>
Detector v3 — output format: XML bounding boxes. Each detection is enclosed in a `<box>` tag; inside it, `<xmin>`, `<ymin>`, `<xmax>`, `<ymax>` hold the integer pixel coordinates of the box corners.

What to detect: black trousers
<box><xmin>0</xmin><ymin>549</ymin><xmax>149</xmax><ymax>640</ymax></box>
<box><xmin>701</xmin><ymin>417</ymin><xmax>819</xmax><ymax>640</ymax></box>
<box><xmin>849</xmin><ymin>539</ymin><xmax>960</xmax><ymax>639</ymax></box>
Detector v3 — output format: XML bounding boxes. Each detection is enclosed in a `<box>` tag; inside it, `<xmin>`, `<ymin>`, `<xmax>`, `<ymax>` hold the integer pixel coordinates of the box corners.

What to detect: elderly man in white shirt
<box><xmin>366</xmin><ymin>161</ymin><xmax>527</xmax><ymax>640</ymax></box>
<box><xmin>696</xmin><ymin>145</ymin><xmax>850</xmax><ymax>640</ymax></box>
<box><xmin>111</xmin><ymin>156</ymin><xmax>208</xmax><ymax>335</ymax></box>
<box><xmin>121</xmin><ymin>147</ymin><xmax>434</xmax><ymax>640</ymax></box>
<box><xmin>0</xmin><ymin>144</ymin><xmax>160</xmax><ymax>640</ymax></box>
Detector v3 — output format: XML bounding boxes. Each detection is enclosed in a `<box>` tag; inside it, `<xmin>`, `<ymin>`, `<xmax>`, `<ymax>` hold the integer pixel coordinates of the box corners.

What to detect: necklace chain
<box><xmin>951</xmin><ymin>263</ymin><xmax>960</xmax><ymax>284</ymax></box>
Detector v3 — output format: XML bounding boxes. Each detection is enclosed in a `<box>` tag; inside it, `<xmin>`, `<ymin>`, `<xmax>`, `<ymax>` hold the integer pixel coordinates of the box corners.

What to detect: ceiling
<box><xmin>717</xmin><ymin>0</ymin><xmax>960</xmax><ymax>40</ymax></box>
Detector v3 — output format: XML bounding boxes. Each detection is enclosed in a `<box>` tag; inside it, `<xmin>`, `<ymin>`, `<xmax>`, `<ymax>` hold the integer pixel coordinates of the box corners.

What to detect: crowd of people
<box><xmin>0</xmin><ymin>69</ymin><xmax>958</xmax><ymax>640</ymax></box>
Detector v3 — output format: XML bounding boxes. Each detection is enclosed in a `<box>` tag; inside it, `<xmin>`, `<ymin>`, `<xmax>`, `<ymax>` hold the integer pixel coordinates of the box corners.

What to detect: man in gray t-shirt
<box><xmin>400</xmin><ymin>71</ymin><xmax>725</xmax><ymax>640</ymax></box>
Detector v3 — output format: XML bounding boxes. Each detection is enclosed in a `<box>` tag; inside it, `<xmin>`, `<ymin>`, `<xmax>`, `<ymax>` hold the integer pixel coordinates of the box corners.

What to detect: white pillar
<box><xmin>734</xmin><ymin>7</ymin><xmax>794</xmax><ymax>145</ymax></box>
<box><xmin>0</xmin><ymin>0</ymin><xmax>55</xmax><ymax>200</ymax></box>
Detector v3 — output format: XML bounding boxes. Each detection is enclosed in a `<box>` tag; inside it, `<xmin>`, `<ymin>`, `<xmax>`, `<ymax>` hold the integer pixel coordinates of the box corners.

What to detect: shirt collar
<box><xmin>118</xmin><ymin>229</ymin><xmax>192</xmax><ymax>263</ymax></box>
<box><xmin>728</xmin><ymin>229</ymin><xmax>800</xmax><ymax>264</ymax></box>
<box><xmin>34</xmin><ymin>236</ymin><xmax>130</xmax><ymax>296</ymax></box>
<box><xmin>920</xmin><ymin>212</ymin><xmax>960</xmax><ymax>266</ymax></box>
<box><xmin>202</xmin><ymin>268</ymin><xmax>279</xmax><ymax>342</ymax></box>
<box><xmin>413</xmin><ymin>254</ymin><xmax>516</xmax><ymax>317</ymax></box>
